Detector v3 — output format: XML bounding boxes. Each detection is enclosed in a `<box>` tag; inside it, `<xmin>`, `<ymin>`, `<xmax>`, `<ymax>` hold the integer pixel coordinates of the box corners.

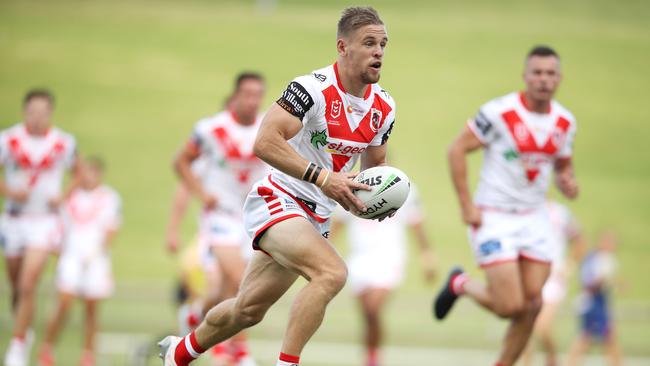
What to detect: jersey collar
<box><xmin>333</xmin><ymin>62</ymin><xmax>372</xmax><ymax>100</ymax></box>
<box><xmin>519</xmin><ymin>92</ymin><xmax>552</xmax><ymax>114</ymax></box>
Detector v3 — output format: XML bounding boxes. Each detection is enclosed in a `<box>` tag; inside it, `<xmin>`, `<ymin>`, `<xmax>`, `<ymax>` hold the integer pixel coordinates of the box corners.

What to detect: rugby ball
<box><xmin>352</xmin><ymin>166</ymin><xmax>410</xmax><ymax>219</ymax></box>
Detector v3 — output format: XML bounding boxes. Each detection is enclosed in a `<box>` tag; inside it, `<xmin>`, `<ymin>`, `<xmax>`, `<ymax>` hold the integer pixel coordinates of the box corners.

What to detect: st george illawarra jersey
<box><xmin>468</xmin><ymin>92</ymin><xmax>577</xmax><ymax>211</ymax></box>
<box><xmin>189</xmin><ymin>111</ymin><xmax>269</xmax><ymax>215</ymax></box>
<box><xmin>274</xmin><ymin>63</ymin><xmax>396</xmax><ymax>219</ymax></box>
<box><xmin>0</xmin><ymin>123</ymin><xmax>77</xmax><ymax>215</ymax></box>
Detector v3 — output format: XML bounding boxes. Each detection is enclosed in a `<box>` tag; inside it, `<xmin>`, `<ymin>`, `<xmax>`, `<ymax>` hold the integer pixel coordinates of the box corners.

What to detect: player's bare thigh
<box><xmin>258</xmin><ymin>217</ymin><xmax>346</xmax><ymax>284</ymax></box>
<box><xmin>484</xmin><ymin>261</ymin><xmax>525</xmax><ymax>317</ymax></box>
<box><xmin>212</xmin><ymin>245</ymin><xmax>247</xmax><ymax>285</ymax></box>
<box><xmin>520</xmin><ymin>260</ymin><xmax>550</xmax><ymax>300</ymax></box>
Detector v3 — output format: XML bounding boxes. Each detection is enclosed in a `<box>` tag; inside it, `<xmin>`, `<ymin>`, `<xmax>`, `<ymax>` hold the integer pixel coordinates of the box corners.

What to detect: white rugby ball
<box><xmin>352</xmin><ymin>166</ymin><xmax>410</xmax><ymax>219</ymax></box>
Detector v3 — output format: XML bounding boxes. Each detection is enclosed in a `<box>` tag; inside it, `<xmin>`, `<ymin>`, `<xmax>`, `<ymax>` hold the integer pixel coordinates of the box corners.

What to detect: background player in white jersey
<box><xmin>36</xmin><ymin>157</ymin><xmax>121</xmax><ymax>366</ymax></box>
<box><xmin>159</xmin><ymin>7</ymin><xmax>396</xmax><ymax>366</ymax></box>
<box><xmin>434</xmin><ymin>46</ymin><xmax>579</xmax><ymax>366</ymax></box>
<box><xmin>331</xmin><ymin>183</ymin><xmax>436</xmax><ymax>366</ymax></box>
<box><xmin>173</xmin><ymin>73</ymin><xmax>268</xmax><ymax>366</ymax></box>
<box><xmin>1</xmin><ymin>89</ymin><xmax>78</xmax><ymax>366</ymax></box>
<box><xmin>522</xmin><ymin>200</ymin><xmax>585</xmax><ymax>366</ymax></box>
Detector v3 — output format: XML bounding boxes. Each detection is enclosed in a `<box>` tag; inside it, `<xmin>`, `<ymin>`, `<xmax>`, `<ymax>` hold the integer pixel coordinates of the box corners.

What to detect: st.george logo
<box><xmin>370</xmin><ymin>108</ymin><xmax>383</xmax><ymax>132</ymax></box>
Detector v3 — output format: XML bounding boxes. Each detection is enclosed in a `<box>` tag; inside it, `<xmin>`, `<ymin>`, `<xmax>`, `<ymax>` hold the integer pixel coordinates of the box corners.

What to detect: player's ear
<box><xmin>336</xmin><ymin>38</ymin><xmax>347</xmax><ymax>57</ymax></box>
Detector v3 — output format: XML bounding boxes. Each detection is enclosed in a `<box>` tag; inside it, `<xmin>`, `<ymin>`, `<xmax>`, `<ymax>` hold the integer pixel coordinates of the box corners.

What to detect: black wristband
<box><xmin>310</xmin><ymin>166</ymin><xmax>323</xmax><ymax>184</ymax></box>
<box><xmin>303</xmin><ymin>162</ymin><xmax>316</xmax><ymax>181</ymax></box>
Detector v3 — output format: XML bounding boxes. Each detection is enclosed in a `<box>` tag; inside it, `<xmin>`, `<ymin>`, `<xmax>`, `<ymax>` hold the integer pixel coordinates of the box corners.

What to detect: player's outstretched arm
<box><xmin>254</xmin><ymin>103</ymin><xmax>370</xmax><ymax>213</ymax></box>
<box><xmin>555</xmin><ymin>158</ymin><xmax>579</xmax><ymax>199</ymax></box>
<box><xmin>448</xmin><ymin>126</ymin><xmax>483</xmax><ymax>226</ymax></box>
<box><xmin>165</xmin><ymin>183</ymin><xmax>191</xmax><ymax>254</ymax></box>
<box><xmin>173</xmin><ymin>144</ymin><xmax>215</xmax><ymax>209</ymax></box>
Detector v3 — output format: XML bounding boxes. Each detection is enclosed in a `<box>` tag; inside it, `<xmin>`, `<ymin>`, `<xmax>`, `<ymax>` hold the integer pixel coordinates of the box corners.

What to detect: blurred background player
<box><xmin>172</xmin><ymin>72</ymin><xmax>268</xmax><ymax>366</ymax></box>
<box><xmin>434</xmin><ymin>45</ymin><xmax>579</xmax><ymax>366</ymax></box>
<box><xmin>1</xmin><ymin>89</ymin><xmax>78</xmax><ymax>366</ymax></box>
<box><xmin>566</xmin><ymin>231</ymin><xmax>623</xmax><ymax>366</ymax></box>
<box><xmin>36</xmin><ymin>156</ymin><xmax>121</xmax><ymax>366</ymax></box>
<box><xmin>522</xmin><ymin>199</ymin><xmax>586</xmax><ymax>366</ymax></box>
<box><xmin>158</xmin><ymin>7</ymin><xmax>395</xmax><ymax>366</ymax></box>
<box><xmin>330</xmin><ymin>182</ymin><xmax>436</xmax><ymax>366</ymax></box>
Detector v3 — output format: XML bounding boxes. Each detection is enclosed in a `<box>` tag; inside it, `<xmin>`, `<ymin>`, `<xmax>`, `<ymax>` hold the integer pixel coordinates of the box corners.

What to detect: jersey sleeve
<box><xmin>557</xmin><ymin>117</ymin><xmax>577</xmax><ymax>159</ymax></box>
<box><xmin>467</xmin><ymin>102</ymin><xmax>499</xmax><ymax>145</ymax></box>
<box><xmin>0</xmin><ymin>131</ymin><xmax>7</xmax><ymax>166</ymax></box>
<box><xmin>276</xmin><ymin>75</ymin><xmax>321</xmax><ymax>125</ymax></box>
<box><xmin>189</xmin><ymin>119</ymin><xmax>211</xmax><ymax>153</ymax></box>
<box><xmin>103</xmin><ymin>191</ymin><xmax>122</xmax><ymax>231</ymax></box>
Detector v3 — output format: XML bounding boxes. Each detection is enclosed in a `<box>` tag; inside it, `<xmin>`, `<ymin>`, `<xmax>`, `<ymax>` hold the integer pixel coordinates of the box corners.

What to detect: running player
<box><xmin>1</xmin><ymin>89</ymin><xmax>78</xmax><ymax>366</ymax></box>
<box><xmin>172</xmin><ymin>72</ymin><xmax>269</xmax><ymax>366</ymax></box>
<box><xmin>434</xmin><ymin>46</ymin><xmax>579</xmax><ymax>366</ymax></box>
<box><xmin>158</xmin><ymin>7</ymin><xmax>396</xmax><ymax>366</ymax></box>
<box><xmin>331</xmin><ymin>183</ymin><xmax>436</xmax><ymax>366</ymax></box>
<box><xmin>37</xmin><ymin>157</ymin><xmax>121</xmax><ymax>366</ymax></box>
<box><xmin>522</xmin><ymin>200</ymin><xmax>586</xmax><ymax>366</ymax></box>
<box><xmin>566</xmin><ymin>231</ymin><xmax>622</xmax><ymax>366</ymax></box>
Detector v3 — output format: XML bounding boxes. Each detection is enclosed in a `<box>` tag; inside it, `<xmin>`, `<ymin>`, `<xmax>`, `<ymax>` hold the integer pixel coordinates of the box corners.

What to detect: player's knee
<box><xmin>525</xmin><ymin>296</ymin><xmax>543</xmax><ymax>317</ymax></box>
<box><xmin>317</xmin><ymin>265</ymin><xmax>348</xmax><ymax>297</ymax></box>
<box><xmin>494</xmin><ymin>300</ymin><xmax>525</xmax><ymax>318</ymax></box>
<box><xmin>17</xmin><ymin>281</ymin><xmax>37</xmax><ymax>298</ymax></box>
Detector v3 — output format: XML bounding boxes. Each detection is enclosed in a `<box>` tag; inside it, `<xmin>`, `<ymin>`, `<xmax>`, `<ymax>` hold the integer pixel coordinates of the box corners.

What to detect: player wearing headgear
<box><xmin>158</xmin><ymin>6</ymin><xmax>396</xmax><ymax>366</ymax></box>
<box><xmin>37</xmin><ymin>157</ymin><xmax>121</xmax><ymax>366</ymax></box>
<box><xmin>1</xmin><ymin>89</ymin><xmax>78</xmax><ymax>366</ymax></box>
<box><xmin>435</xmin><ymin>46</ymin><xmax>579</xmax><ymax>366</ymax></box>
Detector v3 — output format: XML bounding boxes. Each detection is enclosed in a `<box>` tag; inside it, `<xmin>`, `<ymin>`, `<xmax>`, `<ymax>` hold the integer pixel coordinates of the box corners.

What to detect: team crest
<box><xmin>514</xmin><ymin>123</ymin><xmax>529</xmax><ymax>142</ymax></box>
<box><xmin>330</xmin><ymin>100</ymin><xmax>342</xmax><ymax>118</ymax></box>
<box><xmin>370</xmin><ymin>108</ymin><xmax>383</xmax><ymax>132</ymax></box>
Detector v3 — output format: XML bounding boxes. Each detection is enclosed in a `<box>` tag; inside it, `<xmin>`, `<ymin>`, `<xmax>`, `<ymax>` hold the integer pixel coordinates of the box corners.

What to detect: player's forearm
<box><xmin>103</xmin><ymin>229</ymin><xmax>118</xmax><ymax>248</ymax></box>
<box><xmin>168</xmin><ymin>184</ymin><xmax>191</xmax><ymax>227</ymax></box>
<box><xmin>174</xmin><ymin>155</ymin><xmax>208</xmax><ymax>200</ymax></box>
<box><xmin>448</xmin><ymin>143</ymin><xmax>473</xmax><ymax>209</ymax></box>
<box><xmin>254</xmin><ymin>129</ymin><xmax>322</xmax><ymax>183</ymax></box>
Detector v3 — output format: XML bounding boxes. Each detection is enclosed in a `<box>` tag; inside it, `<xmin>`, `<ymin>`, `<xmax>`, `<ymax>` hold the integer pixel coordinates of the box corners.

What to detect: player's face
<box><xmin>524</xmin><ymin>55</ymin><xmax>562</xmax><ymax>103</ymax></box>
<box><xmin>344</xmin><ymin>24</ymin><xmax>388</xmax><ymax>84</ymax></box>
<box><xmin>23</xmin><ymin>97</ymin><xmax>53</xmax><ymax>133</ymax></box>
<box><xmin>231</xmin><ymin>79</ymin><xmax>264</xmax><ymax>125</ymax></box>
<box><xmin>79</xmin><ymin>162</ymin><xmax>102</xmax><ymax>188</ymax></box>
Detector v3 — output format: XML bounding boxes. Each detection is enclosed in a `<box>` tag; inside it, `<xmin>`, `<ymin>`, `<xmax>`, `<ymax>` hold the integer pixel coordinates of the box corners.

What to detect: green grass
<box><xmin>1</xmin><ymin>0</ymin><xmax>649</xmax><ymax>365</ymax></box>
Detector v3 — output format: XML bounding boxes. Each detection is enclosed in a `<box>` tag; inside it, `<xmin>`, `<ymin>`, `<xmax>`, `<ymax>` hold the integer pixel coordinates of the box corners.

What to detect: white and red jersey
<box><xmin>0</xmin><ymin>123</ymin><xmax>77</xmax><ymax>215</ymax></box>
<box><xmin>188</xmin><ymin>111</ymin><xmax>269</xmax><ymax>215</ymax></box>
<box><xmin>61</xmin><ymin>185</ymin><xmax>121</xmax><ymax>258</ymax></box>
<box><xmin>468</xmin><ymin>92</ymin><xmax>577</xmax><ymax>211</ymax></box>
<box><xmin>546</xmin><ymin>200</ymin><xmax>580</xmax><ymax>271</ymax></box>
<box><xmin>274</xmin><ymin>63</ymin><xmax>396</xmax><ymax>218</ymax></box>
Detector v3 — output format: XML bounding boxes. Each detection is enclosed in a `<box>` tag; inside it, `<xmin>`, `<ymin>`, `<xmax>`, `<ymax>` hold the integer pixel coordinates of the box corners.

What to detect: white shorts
<box><xmin>199</xmin><ymin>209</ymin><xmax>252</xmax><ymax>259</ymax></box>
<box><xmin>56</xmin><ymin>253</ymin><xmax>114</xmax><ymax>299</ymax></box>
<box><xmin>542</xmin><ymin>271</ymin><xmax>568</xmax><ymax>304</ymax></box>
<box><xmin>468</xmin><ymin>207</ymin><xmax>553</xmax><ymax>268</ymax></box>
<box><xmin>0</xmin><ymin>213</ymin><xmax>62</xmax><ymax>257</ymax></box>
<box><xmin>243</xmin><ymin>176</ymin><xmax>330</xmax><ymax>254</ymax></box>
<box><xmin>347</xmin><ymin>253</ymin><xmax>405</xmax><ymax>294</ymax></box>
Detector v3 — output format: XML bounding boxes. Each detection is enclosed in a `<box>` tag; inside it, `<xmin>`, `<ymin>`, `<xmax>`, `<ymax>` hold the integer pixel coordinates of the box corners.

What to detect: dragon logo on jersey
<box><xmin>310</xmin><ymin>129</ymin><xmax>328</xmax><ymax>149</ymax></box>
<box><xmin>330</xmin><ymin>100</ymin><xmax>342</xmax><ymax>118</ymax></box>
<box><xmin>370</xmin><ymin>108</ymin><xmax>383</xmax><ymax>132</ymax></box>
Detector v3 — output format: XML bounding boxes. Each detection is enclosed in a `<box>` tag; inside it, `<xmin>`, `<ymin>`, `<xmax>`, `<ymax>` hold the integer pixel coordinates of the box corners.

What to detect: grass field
<box><xmin>1</xmin><ymin>0</ymin><xmax>649</xmax><ymax>365</ymax></box>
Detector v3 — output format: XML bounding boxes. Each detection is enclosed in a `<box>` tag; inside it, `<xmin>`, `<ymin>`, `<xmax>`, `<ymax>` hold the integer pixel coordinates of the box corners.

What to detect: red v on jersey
<box><xmin>321</xmin><ymin>85</ymin><xmax>392</xmax><ymax>172</ymax></box>
<box><xmin>501</xmin><ymin>110</ymin><xmax>570</xmax><ymax>182</ymax></box>
<box><xmin>212</xmin><ymin>126</ymin><xmax>256</xmax><ymax>183</ymax></box>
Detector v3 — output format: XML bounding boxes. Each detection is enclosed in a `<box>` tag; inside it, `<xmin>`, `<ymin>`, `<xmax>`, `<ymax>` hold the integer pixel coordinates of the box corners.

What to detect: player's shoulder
<box><xmin>1</xmin><ymin>123</ymin><xmax>24</xmax><ymax>137</ymax></box>
<box><xmin>372</xmin><ymin>83</ymin><xmax>396</xmax><ymax>110</ymax></box>
<box><xmin>292</xmin><ymin>64</ymin><xmax>335</xmax><ymax>93</ymax></box>
<box><xmin>552</xmin><ymin>100</ymin><xmax>577</xmax><ymax>125</ymax></box>
<box><xmin>481</xmin><ymin>92</ymin><xmax>519</xmax><ymax>112</ymax></box>
<box><xmin>100</xmin><ymin>184</ymin><xmax>121</xmax><ymax>202</ymax></box>
<box><xmin>194</xmin><ymin>112</ymin><xmax>225</xmax><ymax>132</ymax></box>
<box><xmin>50</xmin><ymin>126</ymin><xmax>76</xmax><ymax>145</ymax></box>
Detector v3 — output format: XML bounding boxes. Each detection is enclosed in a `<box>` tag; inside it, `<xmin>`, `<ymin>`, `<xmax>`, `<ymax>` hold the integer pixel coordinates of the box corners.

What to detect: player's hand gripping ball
<box><xmin>352</xmin><ymin>166</ymin><xmax>410</xmax><ymax>220</ymax></box>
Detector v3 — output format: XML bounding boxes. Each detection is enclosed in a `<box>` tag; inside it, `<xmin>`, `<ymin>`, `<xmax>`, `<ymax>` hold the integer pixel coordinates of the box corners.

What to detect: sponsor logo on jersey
<box><xmin>277</xmin><ymin>82</ymin><xmax>314</xmax><ymax>119</ymax></box>
<box><xmin>330</xmin><ymin>100</ymin><xmax>342</xmax><ymax>118</ymax></box>
<box><xmin>503</xmin><ymin>149</ymin><xmax>519</xmax><ymax>161</ymax></box>
<box><xmin>322</xmin><ymin>231</ymin><xmax>330</xmax><ymax>239</ymax></box>
<box><xmin>310</xmin><ymin>129</ymin><xmax>328</xmax><ymax>149</ymax></box>
<box><xmin>324</xmin><ymin>142</ymin><xmax>367</xmax><ymax>155</ymax></box>
<box><xmin>313</xmin><ymin>73</ymin><xmax>326</xmax><ymax>82</ymax></box>
<box><xmin>370</xmin><ymin>108</ymin><xmax>384</xmax><ymax>132</ymax></box>
<box><xmin>380</xmin><ymin>120</ymin><xmax>394</xmax><ymax>145</ymax></box>
<box><xmin>479</xmin><ymin>240</ymin><xmax>502</xmax><ymax>256</ymax></box>
<box><xmin>297</xmin><ymin>197</ymin><xmax>317</xmax><ymax>214</ymax></box>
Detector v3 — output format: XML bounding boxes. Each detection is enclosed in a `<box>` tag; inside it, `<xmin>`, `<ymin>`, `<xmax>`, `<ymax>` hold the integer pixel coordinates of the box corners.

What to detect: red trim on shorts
<box><xmin>479</xmin><ymin>258</ymin><xmax>518</xmax><ymax>269</ymax></box>
<box><xmin>267</xmin><ymin>175</ymin><xmax>328</xmax><ymax>223</ymax></box>
<box><xmin>252</xmin><ymin>214</ymin><xmax>303</xmax><ymax>253</ymax></box>
<box><xmin>268</xmin><ymin>201</ymin><xmax>281</xmax><ymax>210</ymax></box>
<box><xmin>519</xmin><ymin>253</ymin><xmax>551</xmax><ymax>265</ymax></box>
